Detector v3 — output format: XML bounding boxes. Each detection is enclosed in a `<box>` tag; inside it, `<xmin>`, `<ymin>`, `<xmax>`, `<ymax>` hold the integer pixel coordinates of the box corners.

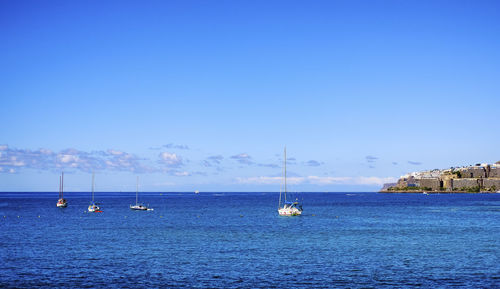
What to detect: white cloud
<box><xmin>58</xmin><ymin>154</ymin><xmax>79</xmax><ymax>163</ymax></box>
<box><xmin>175</xmin><ymin>171</ymin><xmax>190</xmax><ymax>176</ymax></box>
<box><xmin>0</xmin><ymin>146</ymin><xmax>154</xmax><ymax>173</ymax></box>
<box><xmin>40</xmin><ymin>149</ymin><xmax>52</xmax><ymax>155</ymax></box>
<box><xmin>236</xmin><ymin>176</ymin><xmax>281</xmax><ymax>184</ymax></box>
<box><xmin>107</xmin><ymin>149</ymin><xmax>124</xmax><ymax>156</ymax></box>
<box><xmin>9</xmin><ymin>156</ymin><xmax>25</xmax><ymax>167</ymax></box>
<box><xmin>0</xmin><ymin>145</ymin><xmax>7</xmax><ymax>151</ymax></box>
<box><xmin>236</xmin><ymin>176</ymin><xmax>307</xmax><ymax>185</ymax></box>
<box><xmin>159</xmin><ymin>152</ymin><xmax>183</xmax><ymax>167</ymax></box>
<box><xmin>236</xmin><ymin>175</ymin><xmax>397</xmax><ymax>186</ymax></box>
<box><xmin>306</xmin><ymin>176</ymin><xmax>352</xmax><ymax>185</ymax></box>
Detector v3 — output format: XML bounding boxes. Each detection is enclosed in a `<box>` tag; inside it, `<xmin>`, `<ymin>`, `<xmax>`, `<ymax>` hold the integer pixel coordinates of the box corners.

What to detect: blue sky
<box><xmin>1</xmin><ymin>0</ymin><xmax>499</xmax><ymax>192</ymax></box>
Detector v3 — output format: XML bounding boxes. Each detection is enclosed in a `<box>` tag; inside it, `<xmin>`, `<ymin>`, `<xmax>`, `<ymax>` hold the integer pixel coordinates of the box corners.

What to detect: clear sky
<box><xmin>1</xmin><ymin>0</ymin><xmax>499</xmax><ymax>192</ymax></box>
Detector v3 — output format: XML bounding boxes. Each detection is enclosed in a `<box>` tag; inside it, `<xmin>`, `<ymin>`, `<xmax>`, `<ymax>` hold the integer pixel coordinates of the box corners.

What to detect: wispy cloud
<box><xmin>149</xmin><ymin>143</ymin><xmax>190</xmax><ymax>150</ymax></box>
<box><xmin>408</xmin><ymin>161</ymin><xmax>422</xmax><ymax>165</ymax></box>
<box><xmin>392</xmin><ymin>162</ymin><xmax>398</xmax><ymax>165</ymax></box>
<box><xmin>236</xmin><ymin>175</ymin><xmax>397</xmax><ymax>186</ymax></box>
<box><xmin>208</xmin><ymin>155</ymin><xmax>223</xmax><ymax>163</ymax></box>
<box><xmin>305</xmin><ymin>160</ymin><xmax>323</xmax><ymax>167</ymax></box>
<box><xmin>236</xmin><ymin>176</ymin><xmax>302</xmax><ymax>185</ymax></box>
<box><xmin>163</xmin><ymin>143</ymin><xmax>190</xmax><ymax>150</ymax></box>
<box><xmin>366</xmin><ymin>155</ymin><xmax>378</xmax><ymax>163</ymax></box>
<box><xmin>257</xmin><ymin>163</ymin><xmax>279</xmax><ymax>168</ymax></box>
<box><xmin>191</xmin><ymin>171</ymin><xmax>208</xmax><ymax>176</ymax></box>
<box><xmin>0</xmin><ymin>145</ymin><xmax>153</xmax><ymax>173</ymax></box>
<box><xmin>0</xmin><ymin>167</ymin><xmax>16</xmax><ymax>174</ymax></box>
<box><xmin>202</xmin><ymin>155</ymin><xmax>224</xmax><ymax>167</ymax></box>
<box><xmin>174</xmin><ymin>171</ymin><xmax>190</xmax><ymax>176</ymax></box>
<box><xmin>231</xmin><ymin>153</ymin><xmax>253</xmax><ymax>165</ymax></box>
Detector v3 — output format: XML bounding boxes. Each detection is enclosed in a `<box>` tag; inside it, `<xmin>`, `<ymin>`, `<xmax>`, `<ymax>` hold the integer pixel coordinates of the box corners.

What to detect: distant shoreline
<box><xmin>379</xmin><ymin>190</ymin><xmax>498</xmax><ymax>194</ymax></box>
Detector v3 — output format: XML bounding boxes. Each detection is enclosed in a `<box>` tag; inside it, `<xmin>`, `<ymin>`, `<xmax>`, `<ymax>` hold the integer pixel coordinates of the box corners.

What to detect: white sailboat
<box><xmin>56</xmin><ymin>172</ymin><xmax>68</xmax><ymax>208</ymax></box>
<box><xmin>278</xmin><ymin>147</ymin><xmax>303</xmax><ymax>216</ymax></box>
<box><xmin>130</xmin><ymin>176</ymin><xmax>150</xmax><ymax>210</ymax></box>
<box><xmin>88</xmin><ymin>172</ymin><xmax>101</xmax><ymax>212</ymax></box>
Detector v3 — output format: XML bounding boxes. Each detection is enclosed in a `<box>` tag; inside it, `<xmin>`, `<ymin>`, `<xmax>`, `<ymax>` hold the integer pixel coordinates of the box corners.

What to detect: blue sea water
<box><xmin>0</xmin><ymin>192</ymin><xmax>499</xmax><ymax>288</ymax></box>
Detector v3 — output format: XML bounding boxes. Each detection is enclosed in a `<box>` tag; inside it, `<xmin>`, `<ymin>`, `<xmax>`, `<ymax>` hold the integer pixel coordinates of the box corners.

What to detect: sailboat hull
<box><xmin>130</xmin><ymin>205</ymin><xmax>148</xmax><ymax>210</ymax></box>
<box><xmin>278</xmin><ymin>207</ymin><xmax>302</xmax><ymax>216</ymax></box>
<box><xmin>56</xmin><ymin>199</ymin><xmax>67</xmax><ymax>208</ymax></box>
<box><xmin>88</xmin><ymin>204</ymin><xmax>101</xmax><ymax>212</ymax></box>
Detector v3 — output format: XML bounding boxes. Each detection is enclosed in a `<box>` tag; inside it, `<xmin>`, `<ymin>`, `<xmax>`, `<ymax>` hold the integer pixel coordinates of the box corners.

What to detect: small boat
<box><xmin>279</xmin><ymin>201</ymin><xmax>303</xmax><ymax>216</ymax></box>
<box><xmin>88</xmin><ymin>172</ymin><xmax>101</xmax><ymax>212</ymax></box>
<box><xmin>278</xmin><ymin>147</ymin><xmax>303</xmax><ymax>216</ymax></box>
<box><xmin>423</xmin><ymin>191</ymin><xmax>429</xmax><ymax>195</ymax></box>
<box><xmin>195</xmin><ymin>190</ymin><xmax>200</xmax><ymax>194</ymax></box>
<box><xmin>130</xmin><ymin>176</ymin><xmax>151</xmax><ymax>211</ymax></box>
<box><xmin>88</xmin><ymin>203</ymin><xmax>100</xmax><ymax>212</ymax></box>
<box><xmin>56</xmin><ymin>172</ymin><xmax>68</xmax><ymax>208</ymax></box>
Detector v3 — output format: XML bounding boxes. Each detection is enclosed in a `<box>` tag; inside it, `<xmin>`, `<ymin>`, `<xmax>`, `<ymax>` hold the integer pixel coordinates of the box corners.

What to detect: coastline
<box><xmin>379</xmin><ymin>190</ymin><xmax>498</xmax><ymax>194</ymax></box>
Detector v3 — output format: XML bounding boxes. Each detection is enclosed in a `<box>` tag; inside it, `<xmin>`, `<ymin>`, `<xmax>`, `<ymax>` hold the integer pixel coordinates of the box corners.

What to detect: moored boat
<box><xmin>56</xmin><ymin>172</ymin><xmax>68</xmax><ymax>208</ymax></box>
<box><xmin>278</xmin><ymin>201</ymin><xmax>303</xmax><ymax>216</ymax></box>
<box><xmin>278</xmin><ymin>147</ymin><xmax>303</xmax><ymax>216</ymax></box>
<box><xmin>88</xmin><ymin>172</ymin><xmax>101</xmax><ymax>212</ymax></box>
<box><xmin>130</xmin><ymin>176</ymin><xmax>152</xmax><ymax>211</ymax></box>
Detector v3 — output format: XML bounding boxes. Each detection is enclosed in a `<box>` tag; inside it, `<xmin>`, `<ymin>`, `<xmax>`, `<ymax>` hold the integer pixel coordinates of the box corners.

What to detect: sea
<box><xmin>0</xmin><ymin>192</ymin><xmax>498</xmax><ymax>288</ymax></box>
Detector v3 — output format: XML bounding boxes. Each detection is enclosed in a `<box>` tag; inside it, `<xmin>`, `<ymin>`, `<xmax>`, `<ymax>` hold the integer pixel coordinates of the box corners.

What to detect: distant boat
<box><xmin>195</xmin><ymin>190</ymin><xmax>199</xmax><ymax>194</ymax></box>
<box><xmin>278</xmin><ymin>147</ymin><xmax>303</xmax><ymax>216</ymax></box>
<box><xmin>130</xmin><ymin>176</ymin><xmax>151</xmax><ymax>211</ymax></box>
<box><xmin>56</xmin><ymin>172</ymin><xmax>68</xmax><ymax>208</ymax></box>
<box><xmin>423</xmin><ymin>191</ymin><xmax>429</xmax><ymax>195</ymax></box>
<box><xmin>88</xmin><ymin>172</ymin><xmax>101</xmax><ymax>213</ymax></box>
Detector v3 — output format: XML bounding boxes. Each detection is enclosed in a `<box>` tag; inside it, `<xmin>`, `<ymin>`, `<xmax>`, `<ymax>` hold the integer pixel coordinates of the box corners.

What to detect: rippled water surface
<box><xmin>0</xmin><ymin>192</ymin><xmax>499</xmax><ymax>288</ymax></box>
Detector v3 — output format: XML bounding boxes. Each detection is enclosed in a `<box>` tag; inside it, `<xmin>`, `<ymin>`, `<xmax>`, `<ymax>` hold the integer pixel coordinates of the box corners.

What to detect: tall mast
<box><xmin>59</xmin><ymin>175</ymin><xmax>62</xmax><ymax>199</ymax></box>
<box><xmin>136</xmin><ymin>176</ymin><xmax>139</xmax><ymax>205</ymax></box>
<box><xmin>279</xmin><ymin>149</ymin><xmax>283</xmax><ymax>208</ymax></box>
<box><xmin>284</xmin><ymin>146</ymin><xmax>287</xmax><ymax>203</ymax></box>
<box><xmin>92</xmin><ymin>172</ymin><xmax>95</xmax><ymax>202</ymax></box>
<box><xmin>61</xmin><ymin>172</ymin><xmax>64</xmax><ymax>198</ymax></box>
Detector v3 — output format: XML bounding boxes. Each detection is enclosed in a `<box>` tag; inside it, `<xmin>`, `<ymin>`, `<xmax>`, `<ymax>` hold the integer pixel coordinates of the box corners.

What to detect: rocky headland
<box><xmin>381</xmin><ymin>161</ymin><xmax>500</xmax><ymax>193</ymax></box>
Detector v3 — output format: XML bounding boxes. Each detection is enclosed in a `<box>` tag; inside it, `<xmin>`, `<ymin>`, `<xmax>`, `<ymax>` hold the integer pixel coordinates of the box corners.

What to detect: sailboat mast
<box><xmin>59</xmin><ymin>175</ymin><xmax>62</xmax><ymax>199</ymax></box>
<box><xmin>284</xmin><ymin>146</ymin><xmax>287</xmax><ymax>203</ymax></box>
<box><xmin>279</xmin><ymin>151</ymin><xmax>283</xmax><ymax>208</ymax></box>
<box><xmin>92</xmin><ymin>172</ymin><xmax>95</xmax><ymax>202</ymax></box>
<box><xmin>136</xmin><ymin>176</ymin><xmax>139</xmax><ymax>205</ymax></box>
<box><xmin>61</xmin><ymin>172</ymin><xmax>64</xmax><ymax>198</ymax></box>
